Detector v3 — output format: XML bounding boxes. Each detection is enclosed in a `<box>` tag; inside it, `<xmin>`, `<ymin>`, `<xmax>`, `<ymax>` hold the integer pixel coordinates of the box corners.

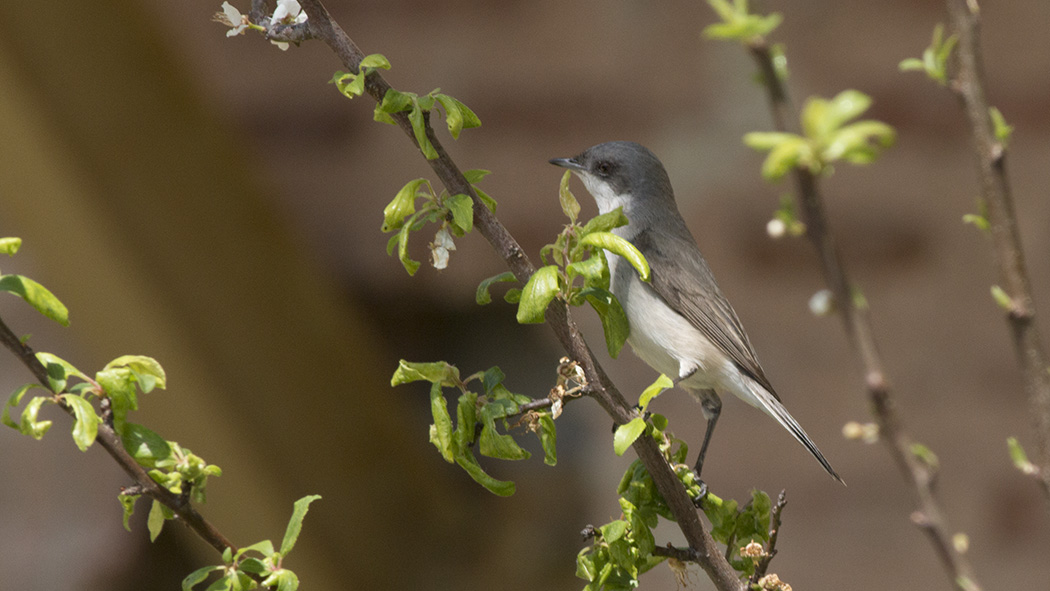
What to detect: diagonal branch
<box><xmin>746</xmin><ymin>37</ymin><xmax>983</xmax><ymax>591</ymax></box>
<box><xmin>0</xmin><ymin>314</ymin><xmax>237</xmax><ymax>556</ymax></box>
<box><xmin>947</xmin><ymin>0</ymin><xmax>1050</xmax><ymax>503</ymax></box>
<box><xmin>292</xmin><ymin>1</ymin><xmax>743</xmax><ymax>588</ymax></box>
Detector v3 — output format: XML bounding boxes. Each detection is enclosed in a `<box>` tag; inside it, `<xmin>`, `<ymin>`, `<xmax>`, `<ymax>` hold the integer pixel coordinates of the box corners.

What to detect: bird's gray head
<box><xmin>549</xmin><ymin>141</ymin><xmax>677</xmax><ymax>225</ymax></box>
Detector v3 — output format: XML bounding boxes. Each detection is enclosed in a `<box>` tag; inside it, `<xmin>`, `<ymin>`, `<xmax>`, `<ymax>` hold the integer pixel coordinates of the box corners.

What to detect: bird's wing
<box><xmin>631</xmin><ymin>229</ymin><xmax>780</xmax><ymax>400</ymax></box>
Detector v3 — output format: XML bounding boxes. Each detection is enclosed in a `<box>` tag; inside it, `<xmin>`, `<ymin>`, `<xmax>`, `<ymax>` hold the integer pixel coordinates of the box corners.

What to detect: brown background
<box><xmin>1</xmin><ymin>0</ymin><xmax>1048</xmax><ymax>589</ymax></box>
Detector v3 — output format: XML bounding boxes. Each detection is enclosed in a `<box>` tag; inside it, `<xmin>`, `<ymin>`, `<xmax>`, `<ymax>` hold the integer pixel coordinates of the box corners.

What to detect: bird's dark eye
<box><xmin>594</xmin><ymin>161</ymin><xmax>612</xmax><ymax>176</ymax></box>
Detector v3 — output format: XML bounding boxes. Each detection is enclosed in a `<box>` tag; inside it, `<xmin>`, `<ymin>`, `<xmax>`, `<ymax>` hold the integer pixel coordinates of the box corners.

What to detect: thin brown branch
<box><xmin>0</xmin><ymin>314</ymin><xmax>238</xmax><ymax>557</ymax></box>
<box><xmin>750</xmin><ymin>490</ymin><xmax>786</xmax><ymax>583</ymax></box>
<box><xmin>947</xmin><ymin>0</ymin><xmax>1050</xmax><ymax>502</ymax></box>
<box><xmin>293</xmin><ymin>1</ymin><xmax>743</xmax><ymax>588</ymax></box>
<box><xmin>746</xmin><ymin>36</ymin><xmax>983</xmax><ymax>591</ymax></box>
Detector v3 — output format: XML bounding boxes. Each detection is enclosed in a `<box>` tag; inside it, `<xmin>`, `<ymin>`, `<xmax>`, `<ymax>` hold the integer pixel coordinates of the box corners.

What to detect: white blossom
<box><xmin>220</xmin><ymin>2</ymin><xmax>248</xmax><ymax>37</ymax></box>
<box><xmin>766</xmin><ymin>218</ymin><xmax>786</xmax><ymax>238</ymax></box>
<box><xmin>269</xmin><ymin>0</ymin><xmax>308</xmax><ymax>50</ymax></box>
<box><xmin>430</xmin><ymin>227</ymin><xmax>456</xmax><ymax>270</ymax></box>
<box><xmin>808</xmin><ymin>289</ymin><xmax>834</xmax><ymax>317</ymax></box>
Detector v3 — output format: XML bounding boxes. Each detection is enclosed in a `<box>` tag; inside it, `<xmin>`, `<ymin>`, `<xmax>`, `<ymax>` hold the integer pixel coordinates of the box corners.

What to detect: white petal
<box><xmin>221</xmin><ymin>1</ymin><xmax>242</xmax><ymax>22</ymax></box>
<box><xmin>432</xmin><ymin>247</ymin><xmax>449</xmax><ymax>270</ymax></box>
<box><xmin>766</xmin><ymin>218</ymin><xmax>786</xmax><ymax>238</ymax></box>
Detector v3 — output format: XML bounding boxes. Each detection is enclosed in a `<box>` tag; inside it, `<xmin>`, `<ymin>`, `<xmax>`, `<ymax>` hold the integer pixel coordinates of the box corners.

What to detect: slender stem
<box><xmin>947</xmin><ymin>0</ymin><xmax>1050</xmax><ymax>503</ymax></box>
<box><xmin>294</xmin><ymin>1</ymin><xmax>743</xmax><ymax>588</ymax></box>
<box><xmin>0</xmin><ymin>315</ymin><xmax>237</xmax><ymax>556</ymax></box>
<box><xmin>746</xmin><ymin>36</ymin><xmax>983</xmax><ymax>591</ymax></box>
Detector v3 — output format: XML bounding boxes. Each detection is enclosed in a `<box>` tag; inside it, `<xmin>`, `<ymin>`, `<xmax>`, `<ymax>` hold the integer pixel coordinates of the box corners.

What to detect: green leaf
<box><xmin>473</xmin><ymin>186</ymin><xmax>497</xmax><ymax>213</ymax></box>
<box><xmin>119</xmin><ymin>494</ymin><xmax>139</xmax><ymax>532</ymax></box>
<box><xmin>1007</xmin><ymin>436</ymin><xmax>1038</xmax><ymax>475</ymax></box>
<box><xmin>378</xmin><ymin>89</ymin><xmax>414</xmax><ymax>114</ymax></box>
<box><xmin>0</xmin><ymin>237</ymin><xmax>21</xmax><ymax>255</ymax></box>
<box><xmin>122</xmin><ymin>422</ymin><xmax>172</xmax><ymax>468</ymax></box>
<box><xmin>182</xmin><ymin>565</ymin><xmax>222</xmax><ymax>591</ymax></box>
<box><xmin>824</xmin><ymin>90</ymin><xmax>873</xmax><ymax>134</ymax></box>
<box><xmin>539</xmin><ymin>413</ymin><xmax>557</xmax><ymax>466</ymax></box>
<box><xmin>148</xmin><ymin>499</ymin><xmax>166</xmax><ymax>542</ymax></box>
<box><xmin>476</xmin><ymin>272</ymin><xmax>517</xmax><ymax>305</ymax></box>
<box><xmin>105</xmin><ymin>355</ymin><xmax>167</xmax><ymax>393</ymax></box>
<box><xmin>446</xmin><ymin>193</ymin><xmax>474</xmax><ymax>233</ymax></box>
<box><xmin>280</xmin><ymin>494</ymin><xmax>322</xmax><ymax>556</ymax></box>
<box><xmin>434</xmin><ymin>94</ymin><xmax>464</xmax><ymax>139</ymax></box>
<box><xmin>45</xmin><ymin>361</ymin><xmax>67</xmax><ymax>394</ymax></box>
<box><xmin>516</xmin><ymin>265</ymin><xmax>562</xmax><ymax>324</ymax></box>
<box><xmin>579</xmin><ymin>232</ymin><xmax>650</xmax><ymax>282</ymax></box>
<box><xmin>479</xmin><ymin>419</ymin><xmax>530</xmax><ymax>461</ymax></box>
<box><xmin>2</xmin><ymin>383</ymin><xmax>40</xmax><ymax>428</ymax></box>
<box><xmin>580</xmin><ymin>207</ymin><xmax>629</xmax><ymax>236</ymax></box>
<box><xmin>263</xmin><ymin>569</ymin><xmax>300</xmax><ymax>591</ymax></box>
<box><xmin>455</xmin><ymin>451</ymin><xmax>516</xmax><ymax>496</ymax></box>
<box><xmin>990</xmin><ymin>285</ymin><xmax>1013</xmax><ymax>311</ymax></box>
<box><xmin>600</xmin><ymin>519</ymin><xmax>629</xmax><ymax>543</ymax></box>
<box><xmin>638</xmin><ymin>374</ymin><xmax>674</xmax><ymax>412</ymax></box>
<box><xmin>558</xmin><ymin>170</ymin><xmax>581</xmax><ymax>223</ymax></box>
<box><xmin>383</xmin><ymin>179</ymin><xmax>426</xmax><ymax>233</ymax></box>
<box><xmin>0</xmin><ymin>274</ymin><xmax>69</xmax><ymax>326</ymax></box>
<box><xmin>614</xmin><ymin>418</ymin><xmax>647</xmax><ymax>456</ymax></box>
<box><xmin>989</xmin><ymin>107</ymin><xmax>1013</xmax><ymax>147</ymax></box>
<box><xmin>33</xmin><ymin>353</ymin><xmax>85</xmax><ymax>384</ymax></box>
<box><xmin>20</xmin><ymin>396</ymin><xmax>53</xmax><ymax>439</ymax></box>
<box><xmin>742</xmin><ymin>131</ymin><xmax>799</xmax><ymax>151</ymax></box>
<box><xmin>359</xmin><ymin>53</ymin><xmax>391</xmax><ymax>70</ymax></box>
<box><xmin>566</xmin><ymin>255</ymin><xmax>609</xmax><ymax>290</ymax></box>
<box><xmin>823</xmin><ymin>120</ymin><xmax>896</xmax><ymax>163</ymax></box>
<box><xmin>580</xmin><ymin>287</ymin><xmax>629</xmax><ymax>358</ymax></box>
<box><xmin>898</xmin><ymin>57</ymin><xmax>925</xmax><ymax>72</ymax></box>
<box><xmin>396</xmin><ymin>224</ymin><xmax>421</xmax><ymax>276</ymax></box>
<box><xmin>408</xmin><ymin>104</ymin><xmax>439</xmax><ymax>160</ymax></box>
<box><xmin>450</xmin><ymin>96</ymin><xmax>481</xmax><ymax>129</ymax></box>
<box><xmin>61</xmin><ymin>394</ymin><xmax>99</xmax><ymax>451</ymax></box>
<box><xmin>463</xmin><ymin>169</ymin><xmax>491</xmax><ymax>184</ymax></box>
<box><xmin>391</xmin><ymin>360</ymin><xmax>460</xmax><ymax>387</ymax></box>
<box><xmin>503</xmin><ymin>288</ymin><xmax>521</xmax><ymax>304</ymax></box>
<box><xmin>758</xmin><ymin>136</ymin><xmax>808</xmax><ymax>180</ymax></box>
<box><xmin>428</xmin><ymin>383</ymin><xmax>455</xmax><ymax>462</ymax></box>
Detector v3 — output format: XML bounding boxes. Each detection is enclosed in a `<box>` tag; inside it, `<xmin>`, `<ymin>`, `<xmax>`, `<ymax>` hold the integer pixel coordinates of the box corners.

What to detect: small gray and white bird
<box><xmin>550</xmin><ymin>141</ymin><xmax>843</xmax><ymax>484</ymax></box>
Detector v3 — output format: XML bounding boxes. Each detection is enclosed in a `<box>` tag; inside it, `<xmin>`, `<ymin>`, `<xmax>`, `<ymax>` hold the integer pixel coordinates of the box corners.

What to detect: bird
<box><xmin>550</xmin><ymin>141</ymin><xmax>843</xmax><ymax>484</ymax></box>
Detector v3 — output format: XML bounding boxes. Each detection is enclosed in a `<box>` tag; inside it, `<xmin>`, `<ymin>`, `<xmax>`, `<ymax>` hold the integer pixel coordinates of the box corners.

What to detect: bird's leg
<box><xmin>691</xmin><ymin>390</ymin><xmax>721</xmax><ymax>507</ymax></box>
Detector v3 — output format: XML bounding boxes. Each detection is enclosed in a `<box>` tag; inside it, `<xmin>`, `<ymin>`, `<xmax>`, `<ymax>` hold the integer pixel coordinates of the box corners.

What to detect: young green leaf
<box><xmin>1007</xmin><ymin>436</ymin><xmax>1038</xmax><ymax>475</ymax></box>
<box><xmin>61</xmin><ymin>394</ymin><xmax>99</xmax><ymax>451</ymax></box>
<box><xmin>359</xmin><ymin>53</ymin><xmax>391</xmax><ymax>70</ymax></box>
<box><xmin>516</xmin><ymin>265</ymin><xmax>562</xmax><ymax>324</ymax></box>
<box><xmin>105</xmin><ymin>355</ymin><xmax>167</xmax><ymax>393</ymax></box>
<box><xmin>2</xmin><ymin>383</ymin><xmax>41</xmax><ymax>429</ymax></box>
<box><xmin>580</xmin><ymin>207</ymin><xmax>629</xmax><ymax>236</ymax></box>
<box><xmin>119</xmin><ymin>493</ymin><xmax>139</xmax><ymax>532</ymax></box>
<box><xmin>37</xmin><ymin>353</ymin><xmax>89</xmax><ymax>383</ymax></box>
<box><xmin>396</xmin><ymin>223</ymin><xmax>421</xmax><ymax>276</ymax></box>
<box><xmin>407</xmin><ymin>104</ymin><xmax>439</xmax><ymax>160</ymax></box>
<box><xmin>463</xmin><ymin>169</ymin><xmax>491</xmax><ymax>184</ymax></box>
<box><xmin>182</xmin><ymin>565</ymin><xmax>223</xmax><ymax>591</ymax></box>
<box><xmin>990</xmin><ymin>285</ymin><xmax>1014</xmax><ymax>311</ymax></box>
<box><xmin>579</xmin><ymin>287</ymin><xmax>629</xmax><ymax>358</ymax></box>
<box><xmin>558</xmin><ymin>170</ymin><xmax>581</xmax><ymax>223</ymax></box>
<box><xmin>147</xmin><ymin>499</ymin><xmax>166</xmax><ymax>542</ymax></box>
<box><xmin>824</xmin><ymin>90</ymin><xmax>873</xmax><ymax>134</ymax></box>
<box><xmin>446</xmin><ymin>193</ymin><xmax>474</xmax><ymax>233</ymax></box>
<box><xmin>0</xmin><ymin>274</ymin><xmax>69</xmax><ymax>326</ymax></box>
<box><xmin>614</xmin><ymin>417</ymin><xmax>647</xmax><ymax>456</ymax></box>
<box><xmin>566</xmin><ymin>255</ymin><xmax>610</xmax><ymax>290</ymax></box>
<box><xmin>391</xmin><ymin>360</ymin><xmax>460</xmax><ymax>387</ymax></box>
<box><xmin>579</xmin><ymin>232</ymin><xmax>650</xmax><ymax>282</ymax></box>
<box><xmin>383</xmin><ymin>179</ymin><xmax>427</xmax><ymax>233</ymax></box>
<box><xmin>280</xmin><ymin>494</ymin><xmax>322</xmax><ymax>556</ymax></box>
<box><xmin>539</xmin><ymin>413</ymin><xmax>557</xmax><ymax>466</ymax></box>
<box><xmin>455</xmin><ymin>451</ymin><xmax>516</xmax><ymax>496</ymax></box>
<box><xmin>479</xmin><ymin>417</ymin><xmax>531</xmax><ymax>461</ymax></box>
<box><xmin>122</xmin><ymin>422</ymin><xmax>173</xmax><ymax>468</ymax></box>
<box><xmin>0</xmin><ymin>237</ymin><xmax>21</xmax><ymax>255</ymax></box>
<box><xmin>429</xmin><ymin>383</ymin><xmax>455</xmax><ymax>462</ymax></box>
<box><xmin>475</xmin><ymin>272</ymin><xmax>518</xmax><ymax>305</ymax></box>
<box><xmin>989</xmin><ymin>107</ymin><xmax>1013</xmax><ymax>147</ymax></box>
<box><xmin>638</xmin><ymin>374</ymin><xmax>674</xmax><ymax>412</ymax></box>
<box><xmin>434</xmin><ymin>94</ymin><xmax>464</xmax><ymax>139</ymax></box>
<box><xmin>19</xmin><ymin>396</ymin><xmax>53</xmax><ymax>439</ymax></box>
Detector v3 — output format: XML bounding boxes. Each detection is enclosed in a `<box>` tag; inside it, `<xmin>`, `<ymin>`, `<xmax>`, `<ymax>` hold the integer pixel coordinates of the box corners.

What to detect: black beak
<box><xmin>549</xmin><ymin>157</ymin><xmax>586</xmax><ymax>172</ymax></box>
